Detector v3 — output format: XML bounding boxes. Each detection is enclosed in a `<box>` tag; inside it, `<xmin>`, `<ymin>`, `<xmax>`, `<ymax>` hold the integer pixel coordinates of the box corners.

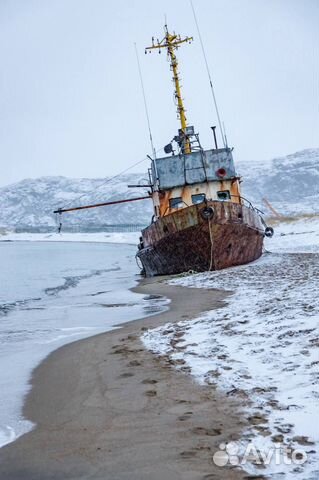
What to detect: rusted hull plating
<box><xmin>137</xmin><ymin>201</ymin><xmax>265</xmax><ymax>277</ymax></box>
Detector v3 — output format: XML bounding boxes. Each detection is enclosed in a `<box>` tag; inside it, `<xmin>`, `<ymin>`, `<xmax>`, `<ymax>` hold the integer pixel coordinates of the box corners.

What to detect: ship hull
<box><xmin>136</xmin><ymin>201</ymin><xmax>264</xmax><ymax>277</ymax></box>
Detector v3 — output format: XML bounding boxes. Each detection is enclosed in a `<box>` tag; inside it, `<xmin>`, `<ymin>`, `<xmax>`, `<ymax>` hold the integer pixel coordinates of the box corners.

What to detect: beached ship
<box><xmin>135</xmin><ymin>25</ymin><xmax>273</xmax><ymax>276</ymax></box>
<box><xmin>54</xmin><ymin>25</ymin><xmax>273</xmax><ymax>277</ymax></box>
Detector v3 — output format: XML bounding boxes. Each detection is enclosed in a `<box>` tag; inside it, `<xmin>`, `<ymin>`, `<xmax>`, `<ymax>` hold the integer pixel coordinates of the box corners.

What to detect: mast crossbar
<box><xmin>145</xmin><ymin>25</ymin><xmax>193</xmax><ymax>154</ymax></box>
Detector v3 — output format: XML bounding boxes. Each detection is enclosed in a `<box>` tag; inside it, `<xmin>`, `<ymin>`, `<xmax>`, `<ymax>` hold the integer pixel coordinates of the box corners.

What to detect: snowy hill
<box><xmin>238</xmin><ymin>148</ymin><xmax>319</xmax><ymax>216</ymax></box>
<box><xmin>0</xmin><ymin>149</ymin><xmax>318</xmax><ymax>231</ymax></box>
<box><xmin>0</xmin><ymin>174</ymin><xmax>153</xmax><ymax>231</ymax></box>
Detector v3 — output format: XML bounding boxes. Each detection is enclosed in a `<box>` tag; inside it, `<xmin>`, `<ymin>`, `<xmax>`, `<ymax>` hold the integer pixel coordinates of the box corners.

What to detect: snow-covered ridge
<box><xmin>238</xmin><ymin>148</ymin><xmax>319</xmax><ymax>216</ymax></box>
<box><xmin>0</xmin><ymin>174</ymin><xmax>153</xmax><ymax>229</ymax></box>
<box><xmin>0</xmin><ymin>148</ymin><xmax>318</xmax><ymax>229</ymax></box>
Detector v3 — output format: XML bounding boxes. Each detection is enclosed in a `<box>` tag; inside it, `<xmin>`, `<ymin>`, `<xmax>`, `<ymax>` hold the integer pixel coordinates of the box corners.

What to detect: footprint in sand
<box><xmin>145</xmin><ymin>390</ymin><xmax>157</xmax><ymax>397</ymax></box>
<box><xmin>191</xmin><ymin>427</ymin><xmax>222</xmax><ymax>436</ymax></box>
<box><xmin>127</xmin><ymin>334</ymin><xmax>137</xmax><ymax>341</ymax></box>
<box><xmin>119</xmin><ymin>372</ymin><xmax>134</xmax><ymax>378</ymax></box>
<box><xmin>180</xmin><ymin>366</ymin><xmax>192</xmax><ymax>373</ymax></box>
<box><xmin>254</xmin><ymin>425</ymin><xmax>271</xmax><ymax>437</ymax></box>
<box><xmin>180</xmin><ymin>450</ymin><xmax>197</xmax><ymax>458</ymax></box>
<box><xmin>243</xmin><ymin>476</ymin><xmax>268</xmax><ymax>479</ymax></box>
<box><xmin>178</xmin><ymin>411</ymin><xmax>193</xmax><ymax>421</ymax></box>
<box><xmin>292</xmin><ymin>435</ymin><xmax>315</xmax><ymax>446</ymax></box>
<box><xmin>141</xmin><ymin>379</ymin><xmax>158</xmax><ymax>385</ymax></box>
<box><xmin>248</xmin><ymin>414</ymin><xmax>268</xmax><ymax>425</ymax></box>
<box><xmin>112</xmin><ymin>346</ymin><xmax>129</xmax><ymax>355</ymax></box>
<box><xmin>128</xmin><ymin>360</ymin><xmax>142</xmax><ymax>367</ymax></box>
<box><xmin>276</xmin><ymin>424</ymin><xmax>293</xmax><ymax>434</ymax></box>
<box><xmin>181</xmin><ymin>445</ymin><xmax>212</xmax><ymax>459</ymax></box>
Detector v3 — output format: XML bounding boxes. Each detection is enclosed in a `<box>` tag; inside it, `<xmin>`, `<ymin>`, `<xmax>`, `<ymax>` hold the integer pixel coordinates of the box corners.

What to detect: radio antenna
<box><xmin>190</xmin><ymin>0</ymin><xmax>227</xmax><ymax>148</ymax></box>
<box><xmin>134</xmin><ymin>43</ymin><xmax>156</xmax><ymax>158</ymax></box>
<box><xmin>223</xmin><ymin>121</ymin><xmax>229</xmax><ymax>148</ymax></box>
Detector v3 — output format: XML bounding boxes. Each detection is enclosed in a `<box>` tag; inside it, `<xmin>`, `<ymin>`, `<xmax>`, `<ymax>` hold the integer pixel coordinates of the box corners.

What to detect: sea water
<box><xmin>0</xmin><ymin>241</ymin><xmax>167</xmax><ymax>447</ymax></box>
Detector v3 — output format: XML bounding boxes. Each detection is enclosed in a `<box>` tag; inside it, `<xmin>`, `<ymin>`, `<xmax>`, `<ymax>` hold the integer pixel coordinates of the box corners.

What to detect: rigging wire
<box><xmin>57</xmin><ymin>41</ymin><xmax>163</xmax><ymax>213</ymax></box>
<box><xmin>190</xmin><ymin>0</ymin><xmax>227</xmax><ymax>148</ymax></box>
<box><xmin>57</xmin><ymin>147</ymin><xmax>163</xmax><ymax>211</ymax></box>
<box><xmin>134</xmin><ymin>43</ymin><xmax>156</xmax><ymax>159</ymax></box>
<box><xmin>59</xmin><ymin>157</ymin><xmax>148</xmax><ymax>210</ymax></box>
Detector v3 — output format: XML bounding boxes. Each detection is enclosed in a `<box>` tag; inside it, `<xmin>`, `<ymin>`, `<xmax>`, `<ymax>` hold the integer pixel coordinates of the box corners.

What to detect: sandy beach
<box><xmin>0</xmin><ymin>279</ymin><xmax>254</xmax><ymax>480</ymax></box>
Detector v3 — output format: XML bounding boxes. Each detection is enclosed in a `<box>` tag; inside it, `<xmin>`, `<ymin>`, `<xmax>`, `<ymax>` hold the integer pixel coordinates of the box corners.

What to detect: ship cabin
<box><xmin>150</xmin><ymin>126</ymin><xmax>241</xmax><ymax>219</ymax></box>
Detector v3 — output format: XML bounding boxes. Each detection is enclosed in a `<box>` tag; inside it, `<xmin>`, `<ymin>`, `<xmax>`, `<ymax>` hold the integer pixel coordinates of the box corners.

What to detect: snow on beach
<box><xmin>266</xmin><ymin>217</ymin><xmax>319</xmax><ymax>254</ymax></box>
<box><xmin>0</xmin><ymin>231</ymin><xmax>140</xmax><ymax>245</ymax></box>
<box><xmin>142</xmin><ymin>217</ymin><xmax>319</xmax><ymax>479</ymax></box>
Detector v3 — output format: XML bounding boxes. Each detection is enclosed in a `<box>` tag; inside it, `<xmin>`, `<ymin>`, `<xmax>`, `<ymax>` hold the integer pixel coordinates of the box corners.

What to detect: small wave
<box><xmin>0</xmin><ymin>268</ymin><xmax>120</xmax><ymax>317</ymax></box>
<box><xmin>89</xmin><ymin>290</ymin><xmax>110</xmax><ymax>296</ymax></box>
<box><xmin>0</xmin><ymin>420</ymin><xmax>34</xmax><ymax>449</ymax></box>
<box><xmin>0</xmin><ymin>426</ymin><xmax>16</xmax><ymax>448</ymax></box>
<box><xmin>142</xmin><ymin>294</ymin><xmax>170</xmax><ymax>315</ymax></box>
<box><xmin>0</xmin><ymin>297</ymin><xmax>42</xmax><ymax>317</ymax></box>
<box><xmin>0</xmin><ymin>328</ymin><xmax>52</xmax><ymax>345</ymax></box>
<box><xmin>44</xmin><ymin>267</ymin><xmax>120</xmax><ymax>297</ymax></box>
<box><xmin>60</xmin><ymin>326</ymin><xmax>97</xmax><ymax>331</ymax></box>
<box><xmin>100</xmin><ymin>302</ymin><xmax>139</xmax><ymax>308</ymax></box>
<box><xmin>40</xmin><ymin>328</ymin><xmax>99</xmax><ymax>344</ymax></box>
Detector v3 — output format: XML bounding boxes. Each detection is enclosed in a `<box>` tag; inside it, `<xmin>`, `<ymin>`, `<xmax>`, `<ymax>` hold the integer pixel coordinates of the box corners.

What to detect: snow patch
<box><xmin>142</xmin><ymin>219</ymin><xmax>319</xmax><ymax>479</ymax></box>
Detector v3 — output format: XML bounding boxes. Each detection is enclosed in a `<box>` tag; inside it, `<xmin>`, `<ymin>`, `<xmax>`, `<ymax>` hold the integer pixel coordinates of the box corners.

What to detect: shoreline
<box><xmin>0</xmin><ymin>278</ymin><xmax>251</xmax><ymax>480</ymax></box>
<box><xmin>0</xmin><ymin>232</ymin><xmax>140</xmax><ymax>246</ymax></box>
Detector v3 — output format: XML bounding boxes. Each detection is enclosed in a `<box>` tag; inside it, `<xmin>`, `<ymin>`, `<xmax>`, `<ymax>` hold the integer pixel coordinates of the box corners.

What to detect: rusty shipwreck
<box><xmin>135</xmin><ymin>25</ymin><xmax>273</xmax><ymax>276</ymax></box>
<box><xmin>54</xmin><ymin>24</ymin><xmax>273</xmax><ymax>277</ymax></box>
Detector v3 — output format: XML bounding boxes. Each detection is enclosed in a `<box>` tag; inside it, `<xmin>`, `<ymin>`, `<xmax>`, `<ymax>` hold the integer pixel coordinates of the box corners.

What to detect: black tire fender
<box><xmin>264</xmin><ymin>226</ymin><xmax>274</xmax><ymax>238</ymax></box>
<box><xmin>200</xmin><ymin>206</ymin><xmax>215</xmax><ymax>221</ymax></box>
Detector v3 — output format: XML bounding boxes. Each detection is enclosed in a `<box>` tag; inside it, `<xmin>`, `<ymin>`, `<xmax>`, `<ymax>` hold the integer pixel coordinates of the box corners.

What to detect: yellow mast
<box><xmin>145</xmin><ymin>25</ymin><xmax>193</xmax><ymax>154</ymax></box>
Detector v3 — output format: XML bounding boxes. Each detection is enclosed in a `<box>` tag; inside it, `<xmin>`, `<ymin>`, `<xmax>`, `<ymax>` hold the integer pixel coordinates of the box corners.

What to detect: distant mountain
<box><xmin>0</xmin><ymin>174</ymin><xmax>153</xmax><ymax>231</ymax></box>
<box><xmin>238</xmin><ymin>148</ymin><xmax>319</xmax><ymax>216</ymax></box>
<box><xmin>0</xmin><ymin>149</ymin><xmax>318</xmax><ymax>231</ymax></box>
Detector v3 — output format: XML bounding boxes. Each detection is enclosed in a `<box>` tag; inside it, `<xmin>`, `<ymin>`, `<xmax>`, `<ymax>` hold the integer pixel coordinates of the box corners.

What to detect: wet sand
<box><xmin>0</xmin><ymin>278</ymin><xmax>251</xmax><ymax>480</ymax></box>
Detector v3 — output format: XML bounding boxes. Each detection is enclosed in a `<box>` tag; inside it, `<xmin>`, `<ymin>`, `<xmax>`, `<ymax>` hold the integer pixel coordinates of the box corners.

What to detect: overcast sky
<box><xmin>0</xmin><ymin>0</ymin><xmax>318</xmax><ymax>187</ymax></box>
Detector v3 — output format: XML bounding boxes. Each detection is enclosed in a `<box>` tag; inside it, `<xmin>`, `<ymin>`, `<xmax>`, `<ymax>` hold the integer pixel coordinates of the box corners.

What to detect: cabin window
<box><xmin>191</xmin><ymin>193</ymin><xmax>206</xmax><ymax>205</ymax></box>
<box><xmin>169</xmin><ymin>197</ymin><xmax>184</xmax><ymax>209</ymax></box>
<box><xmin>217</xmin><ymin>190</ymin><xmax>231</xmax><ymax>201</ymax></box>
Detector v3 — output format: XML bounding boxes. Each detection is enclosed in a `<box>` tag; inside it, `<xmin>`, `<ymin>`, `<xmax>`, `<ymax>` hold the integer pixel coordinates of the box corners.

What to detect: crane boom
<box><xmin>53</xmin><ymin>195</ymin><xmax>151</xmax><ymax>214</ymax></box>
<box><xmin>262</xmin><ymin>198</ymin><xmax>281</xmax><ymax>218</ymax></box>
